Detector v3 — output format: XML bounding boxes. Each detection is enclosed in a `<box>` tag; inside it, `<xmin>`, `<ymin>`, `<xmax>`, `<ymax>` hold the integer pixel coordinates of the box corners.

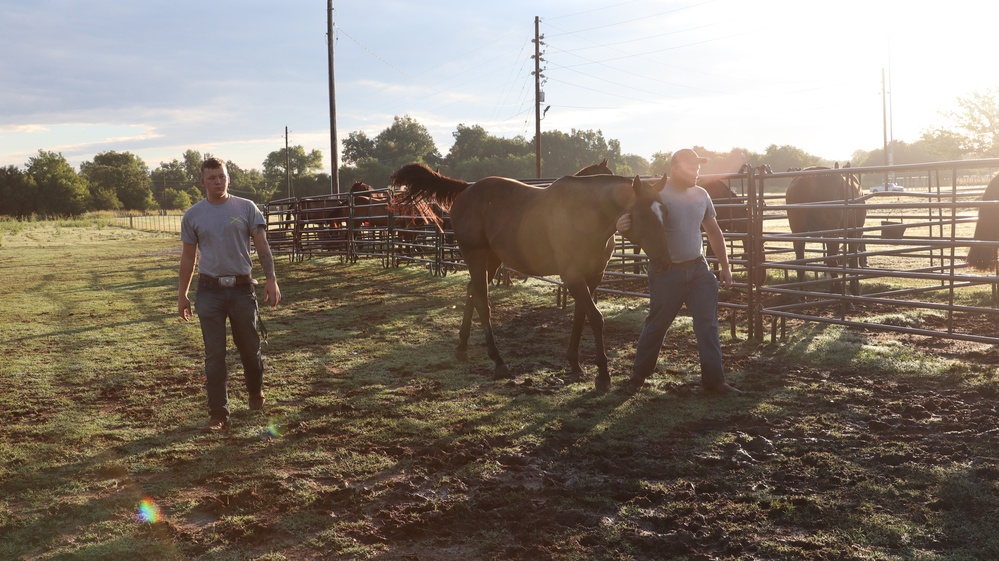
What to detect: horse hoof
<box><xmin>594</xmin><ymin>376</ymin><xmax>610</xmax><ymax>393</ymax></box>
<box><xmin>493</xmin><ymin>365</ymin><xmax>513</xmax><ymax>380</ymax></box>
<box><xmin>455</xmin><ymin>350</ymin><xmax>468</xmax><ymax>362</ymax></box>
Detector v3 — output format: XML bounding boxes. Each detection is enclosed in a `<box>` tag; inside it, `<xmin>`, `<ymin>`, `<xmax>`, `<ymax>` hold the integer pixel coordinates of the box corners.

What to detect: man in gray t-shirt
<box><xmin>616</xmin><ymin>148</ymin><xmax>740</xmax><ymax>396</ymax></box>
<box><xmin>178</xmin><ymin>157</ymin><xmax>282</xmax><ymax>431</ymax></box>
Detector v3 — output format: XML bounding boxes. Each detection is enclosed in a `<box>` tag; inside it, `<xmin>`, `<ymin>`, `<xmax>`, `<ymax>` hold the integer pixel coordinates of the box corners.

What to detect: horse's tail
<box><xmin>967</xmin><ymin>174</ymin><xmax>999</xmax><ymax>270</ymax></box>
<box><xmin>390</xmin><ymin>163</ymin><xmax>468</xmax><ymax>228</ymax></box>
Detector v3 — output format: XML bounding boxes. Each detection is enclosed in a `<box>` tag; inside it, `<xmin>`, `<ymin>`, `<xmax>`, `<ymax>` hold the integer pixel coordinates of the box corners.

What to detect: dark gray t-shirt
<box><xmin>180</xmin><ymin>195</ymin><xmax>266</xmax><ymax>277</ymax></box>
<box><xmin>658</xmin><ymin>183</ymin><xmax>717</xmax><ymax>263</ymax></box>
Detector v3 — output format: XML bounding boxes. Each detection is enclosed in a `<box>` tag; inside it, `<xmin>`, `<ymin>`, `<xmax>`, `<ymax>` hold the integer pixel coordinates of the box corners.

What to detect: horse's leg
<box><xmin>455</xmin><ymin>278</ymin><xmax>475</xmax><ymax>362</ymax></box>
<box><xmin>826</xmin><ymin>240</ymin><xmax>843</xmax><ymax>294</ymax></box>
<box><xmin>566</xmin><ymin>280</ymin><xmax>589</xmax><ymax>380</ymax></box>
<box><xmin>461</xmin><ymin>258</ymin><xmax>508</xmax><ymax>378</ymax></box>
<box><xmin>792</xmin><ymin>240</ymin><xmax>807</xmax><ymax>285</ymax></box>
<box><xmin>848</xmin><ymin>240</ymin><xmax>862</xmax><ymax>296</ymax></box>
<box><xmin>566</xmin><ymin>277</ymin><xmax>608</xmax><ymax>392</ymax></box>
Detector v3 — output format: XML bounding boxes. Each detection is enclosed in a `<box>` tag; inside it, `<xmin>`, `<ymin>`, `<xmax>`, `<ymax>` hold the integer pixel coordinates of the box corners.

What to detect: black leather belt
<box><xmin>198</xmin><ymin>273</ymin><xmax>255</xmax><ymax>288</ymax></box>
<box><xmin>670</xmin><ymin>256</ymin><xmax>705</xmax><ymax>269</ymax></box>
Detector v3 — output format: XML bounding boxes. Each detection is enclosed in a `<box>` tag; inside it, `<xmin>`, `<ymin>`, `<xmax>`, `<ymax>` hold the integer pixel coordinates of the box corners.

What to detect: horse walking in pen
<box><xmin>967</xmin><ymin>173</ymin><xmax>999</xmax><ymax>270</ymax></box>
<box><xmin>390</xmin><ymin>163</ymin><xmax>671</xmax><ymax>392</ymax></box>
<box><xmin>701</xmin><ymin>178</ymin><xmax>748</xmax><ymax>257</ymax></box>
<box><xmin>785</xmin><ymin>165</ymin><xmax>867</xmax><ymax>296</ymax></box>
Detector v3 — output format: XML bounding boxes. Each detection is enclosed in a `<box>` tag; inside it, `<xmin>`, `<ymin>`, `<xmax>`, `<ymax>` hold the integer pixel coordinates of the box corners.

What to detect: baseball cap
<box><xmin>670</xmin><ymin>148</ymin><xmax>708</xmax><ymax>166</ymax></box>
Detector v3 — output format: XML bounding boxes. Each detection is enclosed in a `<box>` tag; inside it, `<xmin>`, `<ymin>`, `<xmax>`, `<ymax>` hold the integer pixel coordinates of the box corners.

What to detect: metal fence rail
<box><xmin>114</xmin><ymin>161</ymin><xmax>999</xmax><ymax>346</ymax></box>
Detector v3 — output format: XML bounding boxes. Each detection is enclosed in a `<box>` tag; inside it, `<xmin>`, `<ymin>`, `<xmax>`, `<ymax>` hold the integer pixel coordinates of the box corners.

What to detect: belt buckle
<box><xmin>219</xmin><ymin>276</ymin><xmax>236</xmax><ymax>287</ymax></box>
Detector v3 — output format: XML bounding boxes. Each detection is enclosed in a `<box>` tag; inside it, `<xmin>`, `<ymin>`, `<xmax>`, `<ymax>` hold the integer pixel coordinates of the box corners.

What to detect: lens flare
<box><xmin>267</xmin><ymin>418</ymin><xmax>287</xmax><ymax>437</ymax></box>
<box><xmin>137</xmin><ymin>498</ymin><xmax>161</xmax><ymax>523</ymax></box>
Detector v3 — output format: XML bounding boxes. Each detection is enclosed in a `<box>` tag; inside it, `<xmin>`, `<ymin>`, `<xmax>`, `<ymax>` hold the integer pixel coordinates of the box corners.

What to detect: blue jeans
<box><xmin>633</xmin><ymin>258</ymin><xmax>726</xmax><ymax>387</ymax></box>
<box><xmin>195</xmin><ymin>285</ymin><xmax>263</xmax><ymax>421</ymax></box>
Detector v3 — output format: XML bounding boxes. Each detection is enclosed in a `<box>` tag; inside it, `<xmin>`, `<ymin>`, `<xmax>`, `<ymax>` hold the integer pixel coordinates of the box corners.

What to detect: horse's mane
<box><xmin>390</xmin><ymin>163</ymin><xmax>469</xmax><ymax>229</ymax></box>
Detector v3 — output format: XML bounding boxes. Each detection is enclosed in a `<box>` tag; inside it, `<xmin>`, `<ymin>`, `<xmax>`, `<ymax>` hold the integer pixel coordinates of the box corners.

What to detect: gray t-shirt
<box><xmin>180</xmin><ymin>195</ymin><xmax>266</xmax><ymax>277</ymax></box>
<box><xmin>658</xmin><ymin>183</ymin><xmax>717</xmax><ymax>263</ymax></box>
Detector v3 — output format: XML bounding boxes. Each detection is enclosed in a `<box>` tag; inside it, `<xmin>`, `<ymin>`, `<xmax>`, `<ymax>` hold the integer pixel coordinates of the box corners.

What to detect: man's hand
<box><xmin>178</xmin><ymin>295</ymin><xmax>192</xmax><ymax>321</ymax></box>
<box><xmin>718</xmin><ymin>267</ymin><xmax>733</xmax><ymax>289</ymax></box>
<box><xmin>616</xmin><ymin>213</ymin><xmax>632</xmax><ymax>234</ymax></box>
<box><xmin>264</xmin><ymin>279</ymin><xmax>282</xmax><ymax>308</ymax></box>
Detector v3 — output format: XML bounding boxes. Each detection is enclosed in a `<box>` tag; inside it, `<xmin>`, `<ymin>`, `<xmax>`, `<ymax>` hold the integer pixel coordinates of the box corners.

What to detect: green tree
<box><xmin>619</xmin><ymin>154</ymin><xmax>650</xmax><ymax>177</ymax></box>
<box><xmin>760</xmin><ymin>144</ymin><xmax>823</xmax><ymax>172</ymax></box>
<box><xmin>443</xmin><ymin>124</ymin><xmax>534</xmax><ymax>180</ymax></box>
<box><xmin>0</xmin><ymin>165</ymin><xmax>39</xmax><ymax>217</ymax></box>
<box><xmin>918</xmin><ymin>128</ymin><xmax>968</xmax><ymax>161</ymax></box>
<box><xmin>448</xmin><ymin>155</ymin><xmax>535</xmax><ymax>182</ymax></box>
<box><xmin>373</xmin><ymin>115</ymin><xmax>442</xmax><ymax>167</ymax></box>
<box><xmin>854</xmin><ymin>139</ymin><xmax>939</xmax><ymax>168</ymax></box>
<box><xmin>151</xmin><ymin>159</ymin><xmax>200</xmax><ymax>209</ymax></box>
<box><xmin>227</xmin><ymin>161</ymin><xmax>272</xmax><ymax>203</ymax></box>
<box><xmin>446</xmin><ymin>124</ymin><xmax>530</xmax><ymax>165</ymax></box>
<box><xmin>338</xmin><ymin>115</ymin><xmax>443</xmax><ymax>190</ymax></box>
<box><xmin>263</xmin><ymin>145</ymin><xmax>325</xmax><ymax>199</ymax></box>
<box><xmin>940</xmin><ymin>89</ymin><xmax>999</xmax><ymax>158</ymax></box>
<box><xmin>649</xmin><ymin>152</ymin><xmax>671</xmax><ymax>177</ymax></box>
<box><xmin>27</xmin><ymin>151</ymin><xmax>90</xmax><ymax>216</ymax></box>
<box><xmin>163</xmin><ymin>189</ymin><xmax>193</xmax><ymax>210</ymax></box>
<box><xmin>338</xmin><ymin>160</ymin><xmax>398</xmax><ymax>191</ymax></box>
<box><xmin>342</xmin><ymin>131</ymin><xmax>376</xmax><ymax>165</ymax></box>
<box><xmin>540</xmin><ymin>128</ymin><xmax>622</xmax><ymax>177</ymax></box>
<box><xmin>80</xmin><ymin>151</ymin><xmax>153</xmax><ymax>211</ymax></box>
<box><xmin>183</xmin><ymin>150</ymin><xmax>207</xmax><ymax>186</ymax></box>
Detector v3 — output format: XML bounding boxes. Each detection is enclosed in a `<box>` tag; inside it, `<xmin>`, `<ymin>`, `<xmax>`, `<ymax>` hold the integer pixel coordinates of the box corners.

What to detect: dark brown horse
<box><xmin>390</xmin><ymin>163</ymin><xmax>671</xmax><ymax>392</ymax></box>
<box><xmin>967</xmin><ymin>173</ymin><xmax>999</xmax><ymax>270</ymax></box>
<box><xmin>347</xmin><ymin>182</ymin><xmax>391</xmax><ymax>229</ymax></box>
<box><xmin>786</xmin><ymin>165</ymin><xmax>867</xmax><ymax>296</ymax></box>
<box><xmin>573</xmin><ymin>159</ymin><xmax>613</xmax><ymax>176</ymax></box>
<box><xmin>701</xmin><ymin>178</ymin><xmax>748</xmax><ymax>256</ymax></box>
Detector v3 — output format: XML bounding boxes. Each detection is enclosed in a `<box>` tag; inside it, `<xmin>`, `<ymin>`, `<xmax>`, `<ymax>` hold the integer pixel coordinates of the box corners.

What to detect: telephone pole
<box><xmin>328</xmin><ymin>0</ymin><xmax>340</xmax><ymax>193</ymax></box>
<box><xmin>532</xmin><ymin>16</ymin><xmax>545</xmax><ymax>178</ymax></box>
<box><xmin>285</xmin><ymin>126</ymin><xmax>292</xmax><ymax>198</ymax></box>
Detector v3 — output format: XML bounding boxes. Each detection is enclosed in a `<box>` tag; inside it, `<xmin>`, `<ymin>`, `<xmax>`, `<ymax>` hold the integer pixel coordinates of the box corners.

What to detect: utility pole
<box><xmin>881</xmin><ymin>67</ymin><xmax>891</xmax><ymax>192</ymax></box>
<box><xmin>285</xmin><ymin>126</ymin><xmax>292</xmax><ymax>198</ymax></box>
<box><xmin>328</xmin><ymin>0</ymin><xmax>340</xmax><ymax>193</ymax></box>
<box><xmin>532</xmin><ymin>16</ymin><xmax>545</xmax><ymax>178</ymax></box>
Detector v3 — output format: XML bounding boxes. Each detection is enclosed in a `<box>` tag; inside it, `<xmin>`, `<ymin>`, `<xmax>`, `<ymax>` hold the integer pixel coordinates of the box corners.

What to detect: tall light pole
<box><xmin>328</xmin><ymin>0</ymin><xmax>340</xmax><ymax>193</ymax></box>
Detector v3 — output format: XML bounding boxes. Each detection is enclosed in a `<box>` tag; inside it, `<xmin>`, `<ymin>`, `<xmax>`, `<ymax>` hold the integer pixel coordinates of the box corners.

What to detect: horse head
<box><xmin>626</xmin><ymin>176</ymin><xmax>672</xmax><ymax>264</ymax></box>
<box><xmin>574</xmin><ymin>159</ymin><xmax>614</xmax><ymax>176</ymax></box>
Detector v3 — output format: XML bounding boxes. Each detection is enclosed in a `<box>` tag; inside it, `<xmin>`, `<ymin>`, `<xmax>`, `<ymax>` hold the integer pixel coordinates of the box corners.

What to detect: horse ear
<box><xmin>632</xmin><ymin>176</ymin><xmax>652</xmax><ymax>199</ymax></box>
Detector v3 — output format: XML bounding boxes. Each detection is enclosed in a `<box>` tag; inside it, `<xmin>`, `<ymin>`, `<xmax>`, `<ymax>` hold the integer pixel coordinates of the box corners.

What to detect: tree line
<box><xmin>2</xmin><ymin>89</ymin><xmax>996</xmax><ymax>218</ymax></box>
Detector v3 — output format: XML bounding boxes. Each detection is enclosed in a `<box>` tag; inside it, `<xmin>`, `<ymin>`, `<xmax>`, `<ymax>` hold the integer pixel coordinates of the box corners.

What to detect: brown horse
<box><xmin>390</xmin><ymin>163</ymin><xmax>671</xmax><ymax>392</ymax></box>
<box><xmin>701</xmin><ymin>178</ymin><xmax>748</xmax><ymax>256</ymax></box>
<box><xmin>573</xmin><ymin>159</ymin><xmax>613</xmax><ymax>176</ymax></box>
<box><xmin>786</xmin><ymin>165</ymin><xmax>867</xmax><ymax>296</ymax></box>
<box><xmin>967</xmin><ymin>173</ymin><xmax>999</xmax><ymax>270</ymax></box>
<box><xmin>347</xmin><ymin>182</ymin><xmax>391</xmax><ymax>229</ymax></box>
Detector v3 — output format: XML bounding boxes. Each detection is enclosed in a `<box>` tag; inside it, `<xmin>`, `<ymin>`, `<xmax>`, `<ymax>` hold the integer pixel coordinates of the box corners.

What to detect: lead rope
<box><xmin>255</xmin><ymin>298</ymin><xmax>268</xmax><ymax>345</ymax></box>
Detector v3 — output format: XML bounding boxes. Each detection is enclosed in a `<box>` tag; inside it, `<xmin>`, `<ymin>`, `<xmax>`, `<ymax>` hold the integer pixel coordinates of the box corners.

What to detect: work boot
<box><xmin>249</xmin><ymin>394</ymin><xmax>265</xmax><ymax>411</ymax></box>
<box><xmin>703</xmin><ymin>382</ymin><xmax>742</xmax><ymax>396</ymax></box>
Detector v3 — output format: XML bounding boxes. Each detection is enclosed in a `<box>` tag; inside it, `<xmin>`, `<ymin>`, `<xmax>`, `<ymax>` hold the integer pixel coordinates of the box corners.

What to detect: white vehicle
<box><xmin>870</xmin><ymin>182</ymin><xmax>904</xmax><ymax>193</ymax></box>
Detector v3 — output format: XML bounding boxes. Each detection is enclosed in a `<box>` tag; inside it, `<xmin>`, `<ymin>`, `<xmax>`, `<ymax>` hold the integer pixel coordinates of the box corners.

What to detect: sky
<box><xmin>2</xmin><ymin>0</ymin><xmax>998</xmax><ymax>175</ymax></box>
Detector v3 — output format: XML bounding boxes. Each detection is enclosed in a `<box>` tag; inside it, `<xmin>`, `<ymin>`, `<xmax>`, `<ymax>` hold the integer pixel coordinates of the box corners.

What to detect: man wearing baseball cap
<box><xmin>616</xmin><ymin>148</ymin><xmax>740</xmax><ymax>395</ymax></box>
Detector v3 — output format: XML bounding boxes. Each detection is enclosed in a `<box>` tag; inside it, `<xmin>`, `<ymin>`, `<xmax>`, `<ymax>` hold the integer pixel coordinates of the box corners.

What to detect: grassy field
<box><xmin>2</xmin><ymin>220</ymin><xmax>999</xmax><ymax>560</ymax></box>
